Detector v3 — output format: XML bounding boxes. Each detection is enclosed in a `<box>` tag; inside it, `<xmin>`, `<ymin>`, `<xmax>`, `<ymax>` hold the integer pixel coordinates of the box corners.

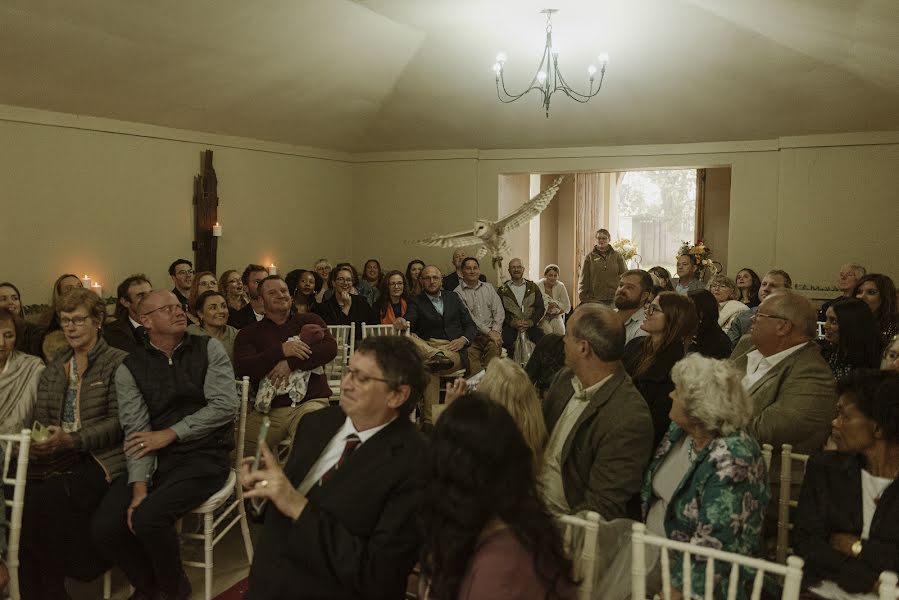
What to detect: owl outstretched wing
<box><xmin>494</xmin><ymin>176</ymin><xmax>564</xmax><ymax>233</ymax></box>
<box><xmin>405</xmin><ymin>228</ymin><xmax>483</xmax><ymax>249</ymax></box>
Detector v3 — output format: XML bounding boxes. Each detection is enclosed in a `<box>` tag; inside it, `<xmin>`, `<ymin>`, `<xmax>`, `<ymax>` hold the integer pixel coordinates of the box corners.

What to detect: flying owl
<box><xmin>406</xmin><ymin>176</ymin><xmax>564</xmax><ymax>277</ymax></box>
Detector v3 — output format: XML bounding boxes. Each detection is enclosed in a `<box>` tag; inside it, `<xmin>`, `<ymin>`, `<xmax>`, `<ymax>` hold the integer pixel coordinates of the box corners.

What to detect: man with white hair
<box><xmin>497</xmin><ymin>258</ymin><xmax>545</xmax><ymax>357</ymax></box>
<box><xmin>731</xmin><ymin>289</ymin><xmax>836</xmax><ymax>454</ymax></box>
<box><xmin>817</xmin><ymin>262</ymin><xmax>866</xmax><ymax>322</ymax></box>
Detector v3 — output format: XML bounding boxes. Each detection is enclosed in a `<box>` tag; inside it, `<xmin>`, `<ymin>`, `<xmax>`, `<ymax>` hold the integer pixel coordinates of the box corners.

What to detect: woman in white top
<box><xmin>536</xmin><ymin>264</ymin><xmax>571</xmax><ymax>335</ymax></box>
<box><xmin>0</xmin><ymin>308</ymin><xmax>44</xmax><ymax>434</ymax></box>
<box><xmin>709</xmin><ymin>275</ymin><xmax>749</xmax><ymax>333</ymax></box>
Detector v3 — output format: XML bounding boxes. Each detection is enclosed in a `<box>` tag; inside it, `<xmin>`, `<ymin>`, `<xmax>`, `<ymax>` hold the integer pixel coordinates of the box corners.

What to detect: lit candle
<box><xmin>212</xmin><ymin>222</ymin><xmax>222</xmax><ymax>237</ymax></box>
<box><xmin>268</xmin><ymin>263</ymin><xmax>278</xmax><ymax>276</ymax></box>
<box><xmin>81</xmin><ymin>274</ymin><xmax>92</xmax><ymax>289</ymax></box>
<box><xmin>91</xmin><ymin>281</ymin><xmax>103</xmax><ymax>298</ymax></box>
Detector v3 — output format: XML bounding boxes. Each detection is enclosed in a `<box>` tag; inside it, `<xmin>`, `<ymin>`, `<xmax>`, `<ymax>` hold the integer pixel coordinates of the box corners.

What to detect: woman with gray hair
<box><xmin>709</xmin><ymin>274</ymin><xmax>749</xmax><ymax>333</ymax></box>
<box><xmin>596</xmin><ymin>353</ymin><xmax>770</xmax><ymax>600</ymax></box>
<box><xmin>537</xmin><ymin>264</ymin><xmax>571</xmax><ymax>335</ymax></box>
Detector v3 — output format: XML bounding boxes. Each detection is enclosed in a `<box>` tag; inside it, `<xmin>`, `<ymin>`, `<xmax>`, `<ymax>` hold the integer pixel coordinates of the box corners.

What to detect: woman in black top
<box><xmin>687</xmin><ymin>289</ymin><xmax>732</xmax><ymax>359</ymax></box>
<box><xmin>735</xmin><ymin>268</ymin><xmax>761</xmax><ymax>308</ymax></box>
<box><xmin>854</xmin><ymin>273</ymin><xmax>899</xmax><ymax>346</ymax></box>
<box><xmin>314</xmin><ymin>266</ymin><xmax>369</xmax><ymax>339</ymax></box>
<box><xmin>821</xmin><ymin>297</ymin><xmax>881</xmax><ymax>382</ymax></box>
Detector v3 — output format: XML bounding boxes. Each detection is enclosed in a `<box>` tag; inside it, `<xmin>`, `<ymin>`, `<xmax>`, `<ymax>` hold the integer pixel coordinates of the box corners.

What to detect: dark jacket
<box><xmin>622</xmin><ymin>337</ymin><xmax>684</xmax><ymax>449</ymax></box>
<box><xmin>248</xmin><ymin>405</ymin><xmax>426</xmax><ymax>599</ymax></box>
<box><xmin>32</xmin><ymin>338</ymin><xmax>128</xmax><ymax>480</ymax></box>
<box><xmin>314</xmin><ymin>295</ymin><xmax>370</xmax><ymax>341</ymax></box>
<box><xmin>405</xmin><ymin>291</ymin><xmax>477</xmax><ymax>344</ymax></box>
<box><xmin>228</xmin><ymin>302</ymin><xmax>260</xmax><ymax>330</ymax></box>
<box><xmin>793</xmin><ymin>451</ymin><xmax>899</xmax><ymax>594</ymax></box>
<box><xmin>689</xmin><ymin>325</ymin><xmax>732</xmax><ymax>360</ymax></box>
<box><xmin>102</xmin><ymin>315</ymin><xmax>146</xmax><ymax>354</ymax></box>
<box><xmin>19</xmin><ymin>321</ymin><xmax>46</xmax><ymax>360</ymax></box>
<box><xmin>542</xmin><ymin>366</ymin><xmax>654</xmax><ymax>520</ymax></box>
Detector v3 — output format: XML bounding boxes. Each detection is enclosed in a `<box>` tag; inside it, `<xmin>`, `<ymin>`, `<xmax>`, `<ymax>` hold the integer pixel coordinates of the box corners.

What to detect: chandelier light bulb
<box><xmin>496</xmin><ymin>52</ymin><xmax>507</xmax><ymax>64</ymax></box>
<box><xmin>587</xmin><ymin>64</ymin><xmax>598</xmax><ymax>76</ymax></box>
<box><xmin>598</xmin><ymin>52</ymin><xmax>610</xmax><ymax>65</ymax></box>
<box><xmin>537</xmin><ymin>70</ymin><xmax>547</xmax><ymax>84</ymax></box>
<box><xmin>492</xmin><ymin>63</ymin><xmax>502</xmax><ymax>75</ymax></box>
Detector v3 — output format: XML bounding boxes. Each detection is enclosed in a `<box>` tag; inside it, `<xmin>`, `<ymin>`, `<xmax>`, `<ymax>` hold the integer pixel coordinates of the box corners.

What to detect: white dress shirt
<box><xmin>619</xmin><ymin>308</ymin><xmax>650</xmax><ymax>344</ymax></box>
<box><xmin>741</xmin><ymin>342</ymin><xmax>807</xmax><ymax>391</ymax></box>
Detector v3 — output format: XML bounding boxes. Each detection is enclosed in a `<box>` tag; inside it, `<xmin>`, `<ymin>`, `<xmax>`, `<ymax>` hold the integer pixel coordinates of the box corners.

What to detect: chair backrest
<box><xmin>879</xmin><ymin>571</ymin><xmax>899</xmax><ymax>600</ymax></box>
<box><xmin>557</xmin><ymin>511</ymin><xmax>601</xmax><ymax>600</ymax></box>
<box><xmin>325</xmin><ymin>324</ymin><xmax>355</xmax><ymax>383</ymax></box>
<box><xmin>761</xmin><ymin>443</ymin><xmax>773</xmax><ymax>472</ymax></box>
<box><xmin>631</xmin><ymin>522</ymin><xmax>804</xmax><ymax>600</ymax></box>
<box><xmin>776</xmin><ymin>443</ymin><xmax>810</xmax><ymax>564</ymax></box>
<box><xmin>1</xmin><ymin>430</ymin><xmax>32</xmax><ymax>600</ymax></box>
<box><xmin>361</xmin><ymin>324</ymin><xmax>409</xmax><ymax>339</ymax></box>
<box><xmin>234</xmin><ymin>377</ymin><xmax>249</xmax><ymax>471</ymax></box>
<box><xmin>816</xmin><ymin>321</ymin><xmax>826</xmax><ymax>339</ymax></box>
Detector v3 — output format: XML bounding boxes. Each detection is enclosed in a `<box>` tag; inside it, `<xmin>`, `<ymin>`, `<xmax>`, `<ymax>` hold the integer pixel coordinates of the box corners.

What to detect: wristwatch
<box><xmin>851</xmin><ymin>540</ymin><xmax>863</xmax><ymax>557</ymax></box>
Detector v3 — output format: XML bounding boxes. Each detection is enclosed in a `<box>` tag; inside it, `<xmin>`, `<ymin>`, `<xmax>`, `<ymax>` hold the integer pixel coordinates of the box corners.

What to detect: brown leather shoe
<box><xmin>424</xmin><ymin>352</ymin><xmax>454</xmax><ymax>373</ymax></box>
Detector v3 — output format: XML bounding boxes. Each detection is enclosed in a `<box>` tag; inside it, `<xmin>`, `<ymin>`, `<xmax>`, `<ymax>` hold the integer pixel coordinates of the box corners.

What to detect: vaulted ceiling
<box><xmin>2</xmin><ymin>0</ymin><xmax>897</xmax><ymax>152</ymax></box>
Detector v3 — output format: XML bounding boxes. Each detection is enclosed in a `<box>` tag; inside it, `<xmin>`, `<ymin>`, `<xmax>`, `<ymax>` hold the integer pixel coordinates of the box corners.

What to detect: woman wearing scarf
<box><xmin>0</xmin><ymin>308</ymin><xmax>45</xmax><ymax>434</ymax></box>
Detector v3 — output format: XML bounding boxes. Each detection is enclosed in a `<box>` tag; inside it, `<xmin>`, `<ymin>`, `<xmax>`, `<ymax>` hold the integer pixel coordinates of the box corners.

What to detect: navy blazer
<box><xmin>247</xmin><ymin>405</ymin><xmax>427</xmax><ymax>599</ymax></box>
<box><xmin>405</xmin><ymin>291</ymin><xmax>477</xmax><ymax>345</ymax></box>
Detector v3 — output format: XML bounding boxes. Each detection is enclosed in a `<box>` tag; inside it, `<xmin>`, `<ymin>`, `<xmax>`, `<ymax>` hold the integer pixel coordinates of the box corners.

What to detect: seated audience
<box><xmin>442</xmin><ymin>249</ymin><xmax>485</xmax><ymax>292</ymax></box>
<box><xmin>623</xmin><ymin>292</ymin><xmax>698</xmax><ymax>448</ymax></box>
<box><xmin>103</xmin><ymin>274</ymin><xmax>152</xmax><ymax>354</ymax></box>
<box><xmin>22</xmin><ymin>287</ymin><xmax>127</xmax><ymax>598</ymax></box>
<box><xmin>709</xmin><ymin>274</ymin><xmax>749</xmax><ymax>332</ymax></box>
<box><xmin>674</xmin><ymin>253</ymin><xmax>704</xmax><ymax>295</ymax></box>
<box><xmin>597</xmin><ymin>354</ymin><xmax>769</xmax><ymax>600</ymax></box>
<box><xmin>443</xmin><ymin>358</ymin><xmax>547</xmax><ymax>469</ymax></box>
<box><xmin>883</xmin><ymin>334</ymin><xmax>899</xmax><ymax>371</ymax></box>
<box><xmin>0</xmin><ymin>282</ymin><xmax>45</xmax><ymax>359</ymax></box>
<box><xmin>187</xmin><ymin>290</ymin><xmax>239</xmax><ymax>362</ymax></box>
<box><xmin>168</xmin><ymin>258</ymin><xmax>194</xmax><ymax>311</ymax></box>
<box><xmin>370</xmin><ymin>270</ymin><xmax>409</xmax><ymax>325</ymax></box>
<box><xmin>235</xmin><ymin>276</ymin><xmax>337</xmax><ymax>458</ymax></box>
<box><xmin>92</xmin><ymin>290</ymin><xmax>237</xmax><ymax>600</ymax></box>
<box><xmin>314</xmin><ymin>265</ymin><xmax>371</xmax><ymax>339</ymax></box>
<box><xmin>290</xmin><ymin>269</ymin><xmax>321</xmax><ymax>314</ymax></box>
<box><xmin>854</xmin><ymin>273</ymin><xmax>899</xmax><ymax>346</ymax></box>
<box><xmin>498</xmin><ymin>258</ymin><xmax>545</xmax><ymax>358</ymax></box>
<box><xmin>419</xmin><ymin>393</ymin><xmax>577</xmax><ymax>600</ymax></box>
<box><xmin>821</xmin><ymin>297</ymin><xmax>882</xmax><ymax>382</ymax></box>
<box><xmin>793</xmin><ymin>370</ymin><xmax>899</xmax><ymax>597</ymax></box>
<box><xmin>453</xmin><ymin>257</ymin><xmax>505</xmax><ymax>375</ymax></box>
<box><xmin>818</xmin><ymin>262</ymin><xmax>866</xmax><ymax>321</ymax></box>
<box><xmin>542</xmin><ymin>304</ymin><xmax>653</xmax><ymax>519</ymax></box>
<box><xmin>727</xmin><ymin>269</ymin><xmax>793</xmax><ymax>346</ymax></box>
<box><xmin>537</xmin><ymin>264</ymin><xmax>571</xmax><ymax>335</ymax></box>
<box><xmin>358</xmin><ymin>258</ymin><xmax>383</xmax><ymax>306</ymax></box>
<box><xmin>219</xmin><ymin>268</ymin><xmax>249</xmax><ymax>312</ymax></box>
<box><xmin>688</xmin><ymin>288</ymin><xmax>732</xmax><ymax>359</ymax></box>
<box><xmin>524</xmin><ymin>333</ymin><xmax>565</xmax><ymax>399</ymax></box>
<box><xmin>614</xmin><ymin>269</ymin><xmax>652</xmax><ymax>344</ymax></box>
<box><xmin>735</xmin><ymin>267</ymin><xmax>762</xmax><ymax>308</ymax></box>
<box><xmin>240</xmin><ymin>335</ymin><xmax>428</xmax><ymax>599</ymax></box>
<box><xmin>731</xmin><ymin>289</ymin><xmax>837</xmax><ymax>454</ymax></box>
<box><xmin>228</xmin><ymin>264</ymin><xmax>269</xmax><ymax>329</ymax></box>
<box><xmin>38</xmin><ymin>273</ymin><xmax>84</xmax><ymax>361</ymax></box>
<box><xmin>648</xmin><ymin>266</ymin><xmax>674</xmax><ymax>292</ymax></box>
<box><xmin>579</xmin><ymin>228</ymin><xmax>627</xmax><ymax>305</ymax></box>
<box><xmin>313</xmin><ymin>258</ymin><xmax>333</xmax><ymax>304</ymax></box>
<box><xmin>397</xmin><ymin>266</ymin><xmax>477</xmax><ymax>424</ymax></box>
<box><xmin>406</xmin><ymin>259</ymin><xmax>425</xmax><ymax>297</ymax></box>
<box><xmin>0</xmin><ymin>308</ymin><xmax>44</xmax><ymax>434</ymax></box>
<box><xmin>186</xmin><ymin>270</ymin><xmax>217</xmax><ymax>325</ymax></box>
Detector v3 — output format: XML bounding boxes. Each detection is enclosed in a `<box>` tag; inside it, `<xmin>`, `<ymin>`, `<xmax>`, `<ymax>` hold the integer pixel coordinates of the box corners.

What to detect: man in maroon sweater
<box><xmin>235</xmin><ymin>276</ymin><xmax>338</xmax><ymax>458</ymax></box>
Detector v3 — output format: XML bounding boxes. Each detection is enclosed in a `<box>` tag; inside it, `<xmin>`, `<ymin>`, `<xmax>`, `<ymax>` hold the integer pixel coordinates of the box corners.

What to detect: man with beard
<box><xmin>229</xmin><ymin>264</ymin><xmax>270</xmax><ymax>329</ymax></box>
<box><xmin>614</xmin><ymin>269</ymin><xmax>652</xmax><ymax>344</ymax></box>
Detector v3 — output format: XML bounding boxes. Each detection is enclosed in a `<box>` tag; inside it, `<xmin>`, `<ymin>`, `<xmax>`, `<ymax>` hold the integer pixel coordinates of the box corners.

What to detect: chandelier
<box><xmin>492</xmin><ymin>9</ymin><xmax>608</xmax><ymax>117</ymax></box>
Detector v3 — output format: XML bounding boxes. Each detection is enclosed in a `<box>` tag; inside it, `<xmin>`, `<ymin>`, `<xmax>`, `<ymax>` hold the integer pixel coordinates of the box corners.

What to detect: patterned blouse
<box><xmin>641</xmin><ymin>423</ymin><xmax>770</xmax><ymax>600</ymax></box>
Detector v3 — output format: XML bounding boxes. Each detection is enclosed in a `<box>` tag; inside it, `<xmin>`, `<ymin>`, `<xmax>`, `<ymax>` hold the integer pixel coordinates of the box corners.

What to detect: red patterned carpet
<box><xmin>212</xmin><ymin>578</ymin><xmax>249</xmax><ymax>600</ymax></box>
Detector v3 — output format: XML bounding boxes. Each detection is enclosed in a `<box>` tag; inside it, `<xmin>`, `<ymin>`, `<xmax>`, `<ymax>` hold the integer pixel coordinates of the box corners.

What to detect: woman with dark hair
<box><xmin>314</xmin><ymin>265</ymin><xmax>370</xmax><ymax>339</ymax></box>
<box><xmin>419</xmin><ymin>392</ymin><xmax>577</xmax><ymax>600</ymax></box>
<box><xmin>821</xmin><ymin>297</ymin><xmax>882</xmax><ymax>382</ymax></box>
<box><xmin>187</xmin><ymin>270</ymin><xmax>218</xmax><ymax>325</ymax></box>
<box><xmin>687</xmin><ymin>289</ymin><xmax>731</xmax><ymax>359</ymax></box>
<box><xmin>0</xmin><ymin>281</ymin><xmax>46</xmax><ymax>359</ymax></box>
<box><xmin>406</xmin><ymin>259</ymin><xmax>425</xmax><ymax>297</ymax></box>
<box><xmin>735</xmin><ymin>268</ymin><xmax>762</xmax><ymax>308</ymax></box>
<box><xmin>648</xmin><ymin>266</ymin><xmax>674</xmax><ymax>292</ymax></box>
<box><xmin>291</xmin><ymin>269</ymin><xmax>322</xmax><ymax>314</ymax></box>
<box><xmin>186</xmin><ymin>290</ymin><xmax>238</xmax><ymax>362</ymax></box>
<box><xmin>358</xmin><ymin>259</ymin><xmax>383</xmax><ymax>306</ymax></box>
<box><xmin>623</xmin><ymin>292</ymin><xmax>698</xmax><ymax>448</ymax></box>
<box><xmin>854</xmin><ymin>273</ymin><xmax>899</xmax><ymax>346</ymax></box>
<box><xmin>793</xmin><ymin>370</ymin><xmax>899</xmax><ymax>597</ymax></box>
<box><xmin>0</xmin><ymin>307</ymin><xmax>44</xmax><ymax>434</ymax></box>
<box><xmin>371</xmin><ymin>270</ymin><xmax>409</xmax><ymax>325</ymax></box>
<box><xmin>220</xmin><ymin>269</ymin><xmax>249</xmax><ymax>312</ymax></box>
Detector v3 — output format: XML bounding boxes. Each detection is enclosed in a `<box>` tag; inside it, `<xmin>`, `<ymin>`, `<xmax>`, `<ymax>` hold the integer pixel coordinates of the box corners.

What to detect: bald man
<box><xmin>497</xmin><ymin>258</ymin><xmax>545</xmax><ymax>357</ymax></box>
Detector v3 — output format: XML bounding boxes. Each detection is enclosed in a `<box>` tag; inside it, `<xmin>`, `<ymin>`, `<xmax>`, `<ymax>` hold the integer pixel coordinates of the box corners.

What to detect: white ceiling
<box><xmin>1</xmin><ymin>0</ymin><xmax>897</xmax><ymax>152</ymax></box>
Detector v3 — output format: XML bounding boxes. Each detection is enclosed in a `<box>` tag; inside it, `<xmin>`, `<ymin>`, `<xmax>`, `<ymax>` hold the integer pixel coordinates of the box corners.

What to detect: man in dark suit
<box><xmin>103</xmin><ymin>274</ymin><xmax>152</xmax><ymax>353</ymax></box>
<box><xmin>240</xmin><ymin>335</ymin><xmax>428</xmax><ymax>600</ymax></box>
<box><xmin>397</xmin><ymin>265</ymin><xmax>477</xmax><ymax>424</ymax></box>
<box><xmin>228</xmin><ymin>264</ymin><xmax>269</xmax><ymax>329</ymax></box>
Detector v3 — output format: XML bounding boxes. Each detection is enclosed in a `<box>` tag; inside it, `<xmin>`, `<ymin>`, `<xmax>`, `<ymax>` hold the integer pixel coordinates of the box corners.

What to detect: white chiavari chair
<box><xmin>879</xmin><ymin>571</ymin><xmax>899</xmax><ymax>600</ymax></box>
<box><xmin>325</xmin><ymin>325</ymin><xmax>355</xmax><ymax>399</ymax></box>
<box><xmin>557</xmin><ymin>511</ymin><xmax>601</xmax><ymax>600</ymax></box>
<box><xmin>1</xmin><ymin>430</ymin><xmax>31</xmax><ymax>600</ymax></box>
<box><xmin>361</xmin><ymin>324</ymin><xmax>409</xmax><ymax>339</ymax></box>
<box><xmin>776</xmin><ymin>444</ymin><xmax>810</xmax><ymax>564</ymax></box>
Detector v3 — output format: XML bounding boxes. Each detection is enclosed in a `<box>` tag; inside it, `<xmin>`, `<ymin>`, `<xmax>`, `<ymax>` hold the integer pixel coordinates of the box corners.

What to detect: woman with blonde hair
<box><xmin>537</xmin><ymin>264</ymin><xmax>571</xmax><ymax>336</ymax></box>
<box><xmin>444</xmin><ymin>358</ymin><xmax>547</xmax><ymax>470</ymax></box>
<box><xmin>708</xmin><ymin>274</ymin><xmax>749</xmax><ymax>333</ymax></box>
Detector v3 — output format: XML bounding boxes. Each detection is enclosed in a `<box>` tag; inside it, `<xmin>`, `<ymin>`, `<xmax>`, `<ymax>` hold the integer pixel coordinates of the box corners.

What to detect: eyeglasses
<box><xmin>389</xmin><ymin>282</ymin><xmax>404</xmax><ymax>287</ymax></box>
<box><xmin>644</xmin><ymin>304</ymin><xmax>663</xmax><ymax>316</ymax></box>
<box><xmin>60</xmin><ymin>315</ymin><xmax>91</xmax><ymax>327</ymax></box>
<box><xmin>709</xmin><ymin>284</ymin><xmax>731</xmax><ymax>291</ymax></box>
<box><xmin>343</xmin><ymin>367</ymin><xmax>390</xmax><ymax>386</ymax></box>
<box><xmin>752</xmin><ymin>312</ymin><xmax>789</xmax><ymax>322</ymax></box>
<box><xmin>175</xmin><ymin>269</ymin><xmax>194</xmax><ymax>277</ymax></box>
<box><xmin>335</xmin><ymin>277</ymin><xmax>353</xmax><ymax>284</ymax></box>
<box><xmin>142</xmin><ymin>303</ymin><xmax>184</xmax><ymax>317</ymax></box>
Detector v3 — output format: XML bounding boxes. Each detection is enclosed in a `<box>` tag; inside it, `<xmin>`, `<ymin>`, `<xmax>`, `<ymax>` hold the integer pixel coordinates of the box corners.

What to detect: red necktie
<box><xmin>319</xmin><ymin>434</ymin><xmax>361</xmax><ymax>486</ymax></box>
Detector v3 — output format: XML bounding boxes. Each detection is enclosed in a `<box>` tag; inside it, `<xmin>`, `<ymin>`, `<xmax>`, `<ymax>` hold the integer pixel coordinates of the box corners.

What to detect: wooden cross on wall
<box><xmin>193</xmin><ymin>150</ymin><xmax>219</xmax><ymax>273</ymax></box>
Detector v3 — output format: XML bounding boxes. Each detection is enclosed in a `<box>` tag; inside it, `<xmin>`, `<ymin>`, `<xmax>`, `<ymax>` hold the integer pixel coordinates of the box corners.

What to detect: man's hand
<box><xmin>829</xmin><ymin>532</ymin><xmax>861</xmax><ymax>557</ymax></box>
<box><xmin>444</xmin><ymin>378</ymin><xmax>468</xmax><ymax>406</ymax></box>
<box><xmin>446</xmin><ymin>337</ymin><xmax>466</xmax><ymax>352</ymax></box>
<box><xmin>124</xmin><ymin>429</ymin><xmax>177</xmax><ymax>459</ymax></box>
<box><xmin>128</xmin><ymin>482</ymin><xmax>148</xmax><ymax>534</ymax></box>
<box><xmin>281</xmin><ymin>339</ymin><xmax>311</xmax><ymax>360</ymax></box>
<box><xmin>393</xmin><ymin>318</ymin><xmax>410</xmax><ymax>331</ymax></box>
<box><xmin>241</xmin><ymin>441</ymin><xmax>307</xmax><ymax>521</ymax></box>
<box><xmin>514</xmin><ymin>319</ymin><xmax>529</xmax><ymax>331</ymax></box>
<box><xmin>30</xmin><ymin>425</ymin><xmax>75</xmax><ymax>457</ymax></box>
<box><xmin>267</xmin><ymin>360</ymin><xmax>292</xmax><ymax>387</ymax></box>
<box><xmin>488</xmin><ymin>330</ymin><xmax>503</xmax><ymax>346</ymax></box>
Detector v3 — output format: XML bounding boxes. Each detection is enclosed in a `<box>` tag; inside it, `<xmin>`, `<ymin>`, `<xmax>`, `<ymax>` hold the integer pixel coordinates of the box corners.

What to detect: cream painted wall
<box><xmin>701</xmin><ymin>168</ymin><xmax>732</xmax><ymax>275</ymax></box>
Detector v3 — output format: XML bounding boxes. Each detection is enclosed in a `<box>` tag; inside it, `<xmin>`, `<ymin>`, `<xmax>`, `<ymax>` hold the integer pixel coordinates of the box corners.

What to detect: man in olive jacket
<box><xmin>541</xmin><ymin>304</ymin><xmax>654</xmax><ymax>520</ymax></box>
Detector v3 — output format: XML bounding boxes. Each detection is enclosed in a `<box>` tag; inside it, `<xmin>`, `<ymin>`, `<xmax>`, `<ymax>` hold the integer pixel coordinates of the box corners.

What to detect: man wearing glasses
<box><xmin>727</xmin><ymin>269</ymin><xmax>793</xmax><ymax>347</ymax></box>
<box><xmin>240</xmin><ymin>335</ymin><xmax>428</xmax><ymax>599</ymax></box>
<box><xmin>731</xmin><ymin>289</ymin><xmax>836</xmax><ymax>455</ymax></box>
<box><xmin>92</xmin><ymin>290</ymin><xmax>238</xmax><ymax>600</ymax></box>
<box><xmin>167</xmin><ymin>258</ymin><xmax>194</xmax><ymax>311</ymax></box>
